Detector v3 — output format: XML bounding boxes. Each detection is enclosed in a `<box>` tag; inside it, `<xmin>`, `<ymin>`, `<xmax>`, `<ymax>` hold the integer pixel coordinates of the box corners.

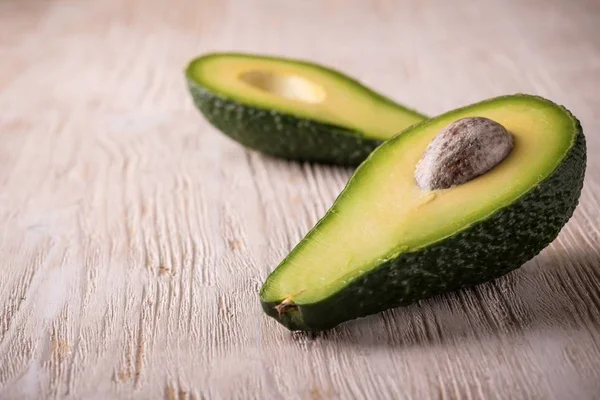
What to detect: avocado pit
<box><xmin>415</xmin><ymin>117</ymin><xmax>514</xmax><ymax>190</ymax></box>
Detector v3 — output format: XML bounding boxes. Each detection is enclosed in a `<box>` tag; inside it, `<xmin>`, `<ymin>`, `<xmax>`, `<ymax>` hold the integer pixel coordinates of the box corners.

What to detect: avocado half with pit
<box><xmin>185</xmin><ymin>53</ymin><xmax>426</xmax><ymax>165</ymax></box>
<box><xmin>260</xmin><ymin>94</ymin><xmax>586</xmax><ymax>332</ymax></box>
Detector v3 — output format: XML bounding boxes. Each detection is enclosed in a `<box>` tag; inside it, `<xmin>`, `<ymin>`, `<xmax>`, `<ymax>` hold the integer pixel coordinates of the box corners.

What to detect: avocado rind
<box><xmin>187</xmin><ymin>80</ymin><xmax>382</xmax><ymax>166</ymax></box>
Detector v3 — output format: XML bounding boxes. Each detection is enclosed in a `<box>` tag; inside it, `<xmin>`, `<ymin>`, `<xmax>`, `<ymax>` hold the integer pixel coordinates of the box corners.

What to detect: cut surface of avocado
<box><xmin>260</xmin><ymin>94</ymin><xmax>586</xmax><ymax>331</ymax></box>
<box><xmin>186</xmin><ymin>52</ymin><xmax>426</xmax><ymax>165</ymax></box>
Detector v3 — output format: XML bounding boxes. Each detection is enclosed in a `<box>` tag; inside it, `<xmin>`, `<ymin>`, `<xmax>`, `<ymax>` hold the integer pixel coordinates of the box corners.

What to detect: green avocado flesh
<box><xmin>260</xmin><ymin>94</ymin><xmax>586</xmax><ymax>332</ymax></box>
<box><xmin>185</xmin><ymin>53</ymin><xmax>426</xmax><ymax>165</ymax></box>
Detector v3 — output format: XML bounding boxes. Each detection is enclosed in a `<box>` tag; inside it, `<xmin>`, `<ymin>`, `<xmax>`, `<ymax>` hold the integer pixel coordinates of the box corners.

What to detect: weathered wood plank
<box><xmin>0</xmin><ymin>0</ymin><xmax>599</xmax><ymax>399</ymax></box>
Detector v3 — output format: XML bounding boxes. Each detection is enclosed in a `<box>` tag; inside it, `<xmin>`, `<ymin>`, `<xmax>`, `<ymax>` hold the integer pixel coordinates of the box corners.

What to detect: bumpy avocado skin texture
<box><xmin>186</xmin><ymin>80</ymin><xmax>382</xmax><ymax>165</ymax></box>
<box><xmin>261</xmin><ymin>100</ymin><xmax>586</xmax><ymax>332</ymax></box>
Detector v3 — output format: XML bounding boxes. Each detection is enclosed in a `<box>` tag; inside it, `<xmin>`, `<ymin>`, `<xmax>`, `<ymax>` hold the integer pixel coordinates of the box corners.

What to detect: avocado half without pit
<box><xmin>185</xmin><ymin>53</ymin><xmax>426</xmax><ymax>165</ymax></box>
<box><xmin>260</xmin><ymin>94</ymin><xmax>586</xmax><ymax>332</ymax></box>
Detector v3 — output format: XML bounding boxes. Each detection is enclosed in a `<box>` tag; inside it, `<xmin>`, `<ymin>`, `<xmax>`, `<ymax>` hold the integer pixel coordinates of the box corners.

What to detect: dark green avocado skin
<box><xmin>261</xmin><ymin>110</ymin><xmax>586</xmax><ymax>332</ymax></box>
<box><xmin>186</xmin><ymin>79</ymin><xmax>383</xmax><ymax>166</ymax></box>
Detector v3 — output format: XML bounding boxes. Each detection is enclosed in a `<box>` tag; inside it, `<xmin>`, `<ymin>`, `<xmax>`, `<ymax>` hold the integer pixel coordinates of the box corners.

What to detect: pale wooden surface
<box><xmin>1</xmin><ymin>0</ymin><xmax>600</xmax><ymax>399</ymax></box>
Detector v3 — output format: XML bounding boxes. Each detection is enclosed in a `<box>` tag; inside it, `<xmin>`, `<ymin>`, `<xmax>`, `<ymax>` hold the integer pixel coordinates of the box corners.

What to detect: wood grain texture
<box><xmin>1</xmin><ymin>0</ymin><xmax>600</xmax><ymax>399</ymax></box>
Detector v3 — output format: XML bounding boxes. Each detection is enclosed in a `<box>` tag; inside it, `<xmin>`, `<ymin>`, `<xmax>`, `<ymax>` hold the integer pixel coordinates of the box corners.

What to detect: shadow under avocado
<box><xmin>291</xmin><ymin>244</ymin><xmax>600</xmax><ymax>347</ymax></box>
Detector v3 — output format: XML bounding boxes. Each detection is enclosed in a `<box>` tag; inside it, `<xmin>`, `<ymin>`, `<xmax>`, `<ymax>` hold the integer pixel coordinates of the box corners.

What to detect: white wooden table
<box><xmin>1</xmin><ymin>0</ymin><xmax>600</xmax><ymax>399</ymax></box>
